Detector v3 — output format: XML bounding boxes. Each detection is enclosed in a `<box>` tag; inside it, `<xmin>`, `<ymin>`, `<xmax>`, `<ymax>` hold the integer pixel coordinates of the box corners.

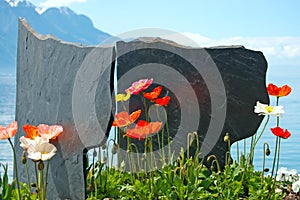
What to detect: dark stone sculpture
<box><xmin>116</xmin><ymin>38</ymin><xmax>269</xmax><ymax>169</ymax></box>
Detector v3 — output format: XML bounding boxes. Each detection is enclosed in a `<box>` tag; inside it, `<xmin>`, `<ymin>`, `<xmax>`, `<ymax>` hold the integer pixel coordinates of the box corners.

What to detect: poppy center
<box><xmin>265</xmin><ymin>106</ymin><xmax>274</xmax><ymax>113</ymax></box>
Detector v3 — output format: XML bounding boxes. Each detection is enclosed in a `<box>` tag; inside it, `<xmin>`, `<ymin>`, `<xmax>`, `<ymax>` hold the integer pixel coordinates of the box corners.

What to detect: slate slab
<box><xmin>116</xmin><ymin>38</ymin><xmax>269</xmax><ymax>169</ymax></box>
<box><xmin>15</xmin><ymin>18</ymin><xmax>115</xmax><ymax>199</ymax></box>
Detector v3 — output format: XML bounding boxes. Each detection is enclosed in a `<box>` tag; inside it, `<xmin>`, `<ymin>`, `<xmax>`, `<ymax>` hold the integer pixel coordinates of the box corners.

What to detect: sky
<box><xmin>27</xmin><ymin>0</ymin><xmax>300</xmax><ymax>66</ymax></box>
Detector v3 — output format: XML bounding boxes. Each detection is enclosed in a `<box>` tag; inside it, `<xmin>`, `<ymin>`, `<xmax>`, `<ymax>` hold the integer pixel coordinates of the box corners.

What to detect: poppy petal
<box><xmin>155</xmin><ymin>96</ymin><xmax>170</xmax><ymax>106</ymax></box>
<box><xmin>279</xmin><ymin>85</ymin><xmax>292</xmax><ymax>97</ymax></box>
<box><xmin>23</xmin><ymin>124</ymin><xmax>40</xmax><ymax>139</ymax></box>
<box><xmin>271</xmin><ymin>126</ymin><xmax>291</xmax><ymax>139</ymax></box>
<box><xmin>143</xmin><ymin>86</ymin><xmax>162</xmax><ymax>100</ymax></box>
<box><xmin>129</xmin><ymin>109</ymin><xmax>142</xmax><ymax>123</ymax></box>
<box><xmin>267</xmin><ymin>83</ymin><xmax>292</xmax><ymax>97</ymax></box>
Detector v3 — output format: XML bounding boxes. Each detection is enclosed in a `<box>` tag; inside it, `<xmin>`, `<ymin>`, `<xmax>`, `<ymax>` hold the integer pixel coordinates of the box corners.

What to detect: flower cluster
<box><xmin>113</xmin><ymin>78</ymin><xmax>170</xmax><ymax>140</ymax></box>
<box><xmin>1</xmin><ymin>121</ymin><xmax>63</xmax><ymax>162</ymax></box>
<box><xmin>0</xmin><ymin>121</ymin><xmax>63</xmax><ymax>199</ymax></box>
<box><xmin>21</xmin><ymin>124</ymin><xmax>63</xmax><ymax>161</ymax></box>
<box><xmin>254</xmin><ymin>83</ymin><xmax>292</xmax><ymax>139</ymax></box>
<box><xmin>275</xmin><ymin>167</ymin><xmax>300</xmax><ymax>193</ymax></box>
<box><xmin>276</xmin><ymin>167</ymin><xmax>298</xmax><ymax>182</ymax></box>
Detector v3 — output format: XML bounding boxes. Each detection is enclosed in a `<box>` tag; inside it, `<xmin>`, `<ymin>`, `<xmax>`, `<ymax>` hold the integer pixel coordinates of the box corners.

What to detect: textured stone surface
<box><xmin>15</xmin><ymin>18</ymin><xmax>114</xmax><ymax>199</ymax></box>
<box><xmin>116</xmin><ymin>38</ymin><xmax>269</xmax><ymax>169</ymax></box>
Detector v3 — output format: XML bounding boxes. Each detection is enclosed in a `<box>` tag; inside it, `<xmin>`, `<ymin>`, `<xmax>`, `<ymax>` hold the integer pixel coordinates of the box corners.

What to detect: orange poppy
<box><xmin>125</xmin><ymin>120</ymin><xmax>162</xmax><ymax>140</ymax></box>
<box><xmin>154</xmin><ymin>96</ymin><xmax>170</xmax><ymax>106</ymax></box>
<box><xmin>112</xmin><ymin>109</ymin><xmax>141</xmax><ymax>127</ymax></box>
<box><xmin>267</xmin><ymin>83</ymin><xmax>292</xmax><ymax>97</ymax></box>
<box><xmin>23</xmin><ymin>124</ymin><xmax>40</xmax><ymax>140</ymax></box>
<box><xmin>143</xmin><ymin>86</ymin><xmax>162</xmax><ymax>100</ymax></box>
<box><xmin>271</xmin><ymin>126</ymin><xmax>291</xmax><ymax>139</ymax></box>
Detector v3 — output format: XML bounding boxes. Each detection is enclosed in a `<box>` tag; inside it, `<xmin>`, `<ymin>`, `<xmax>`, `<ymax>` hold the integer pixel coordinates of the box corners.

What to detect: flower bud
<box><xmin>102</xmin><ymin>157</ymin><xmax>107</xmax><ymax>164</ymax></box>
<box><xmin>264</xmin><ymin>168</ymin><xmax>270</xmax><ymax>172</ymax></box>
<box><xmin>111</xmin><ymin>144</ymin><xmax>118</xmax><ymax>155</ymax></box>
<box><xmin>31</xmin><ymin>183</ymin><xmax>37</xmax><ymax>187</ymax></box>
<box><xmin>101</xmin><ymin>144</ymin><xmax>107</xmax><ymax>150</ymax></box>
<box><xmin>265</xmin><ymin>148</ymin><xmax>271</xmax><ymax>156</ymax></box>
<box><xmin>93</xmin><ymin>149</ymin><xmax>97</xmax><ymax>157</ymax></box>
<box><xmin>38</xmin><ymin>161</ymin><xmax>44</xmax><ymax>170</ymax></box>
<box><xmin>88</xmin><ymin>183</ymin><xmax>94</xmax><ymax>192</ymax></box>
<box><xmin>21</xmin><ymin>151</ymin><xmax>27</xmax><ymax>164</ymax></box>
<box><xmin>224</xmin><ymin>133</ymin><xmax>230</xmax><ymax>142</ymax></box>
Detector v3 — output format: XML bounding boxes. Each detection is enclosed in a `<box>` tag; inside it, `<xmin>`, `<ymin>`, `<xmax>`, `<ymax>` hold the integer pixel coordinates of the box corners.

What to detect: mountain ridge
<box><xmin>0</xmin><ymin>0</ymin><xmax>111</xmax><ymax>72</ymax></box>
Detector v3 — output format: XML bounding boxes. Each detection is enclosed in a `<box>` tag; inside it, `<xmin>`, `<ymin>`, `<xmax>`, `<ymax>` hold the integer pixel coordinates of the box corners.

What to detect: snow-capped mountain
<box><xmin>0</xmin><ymin>0</ymin><xmax>111</xmax><ymax>72</ymax></box>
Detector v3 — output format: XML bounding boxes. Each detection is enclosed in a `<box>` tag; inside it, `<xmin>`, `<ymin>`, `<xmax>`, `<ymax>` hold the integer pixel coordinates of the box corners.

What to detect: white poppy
<box><xmin>20</xmin><ymin>136</ymin><xmax>48</xmax><ymax>150</ymax></box>
<box><xmin>254</xmin><ymin>101</ymin><xmax>284</xmax><ymax>116</ymax></box>
<box><xmin>292</xmin><ymin>180</ymin><xmax>300</xmax><ymax>192</ymax></box>
<box><xmin>27</xmin><ymin>142</ymin><xmax>57</xmax><ymax>161</ymax></box>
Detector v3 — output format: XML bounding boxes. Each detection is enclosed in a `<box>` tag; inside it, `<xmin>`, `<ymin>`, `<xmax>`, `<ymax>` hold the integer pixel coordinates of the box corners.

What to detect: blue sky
<box><xmin>27</xmin><ymin>0</ymin><xmax>300</xmax><ymax>66</ymax></box>
<box><xmin>28</xmin><ymin>0</ymin><xmax>300</xmax><ymax>37</ymax></box>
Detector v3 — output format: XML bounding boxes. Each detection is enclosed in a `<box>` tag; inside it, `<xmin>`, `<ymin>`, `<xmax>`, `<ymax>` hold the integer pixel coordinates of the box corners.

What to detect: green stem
<box><xmin>248</xmin><ymin>115</ymin><xmax>270</xmax><ymax>165</ymax></box>
<box><xmin>236</xmin><ymin>141</ymin><xmax>239</xmax><ymax>164</ymax></box>
<box><xmin>35</xmin><ymin>162</ymin><xmax>38</xmax><ymax>187</ymax></box>
<box><xmin>275</xmin><ymin>138</ymin><xmax>281</xmax><ymax>180</ymax></box>
<box><xmin>8</xmin><ymin>138</ymin><xmax>21</xmax><ymax>200</ymax></box>
<box><xmin>253</xmin><ymin>115</ymin><xmax>270</xmax><ymax>150</ymax></box>
<box><xmin>271</xmin><ymin>136</ymin><xmax>279</xmax><ymax>177</ymax></box>
<box><xmin>38</xmin><ymin>162</ymin><xmax>45</xmax><ymax>200</ymax></box>
<box><xmin>25</xmin><ymin>162</ymin><xmax>31</xmax><ymax>190</ymax></box>
<box><xmin>271</xmin><ymin>97</ymin><xmax>280</xmax><ymax>177</ymax></box>
<box><xmin>45</xmin><ymin>161</ymin><xmax>50</xmax><ymax>192</ymax></box>
<box><xmin>244</xmin><ymin>138</ymin><xmax>246</xmax><ymax>158</ymax></box>
<box><xmin>126</xmin><ymin>137</ymin><xmax>134</xmax><ymax>182</ymax></box>
<box><xmin>143</xmin><ymin>97</ymin><xmax>149</xmax><ymax>121</ymax></box>
<box><xmin>268</xmin><ymin>137</ymin><xmax>281</xmax><ymax>199</ymax></box>
<box><xmin>117</xmin><ymin>127</ymin><xmax>121</xmax><ymax>168</ymax></box>
<box><xmin>155</xmin><ymin>106</ymin><xmax>164</xmax><ymax>164</ymax></box>
<box><xmin>276</xmin><ymin>97</ymin><xmax>279</xmax><ymax>124</ymax></box>
<box><xmin>261</xmin><ymin>143</ymin><xmax>268</xmax><ymax>182</ymax></box>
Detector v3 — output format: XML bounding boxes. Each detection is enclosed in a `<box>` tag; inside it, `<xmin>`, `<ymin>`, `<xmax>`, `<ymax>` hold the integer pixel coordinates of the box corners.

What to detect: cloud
<box><xmin>39</xmin><ymin>0</ymin><xmax>87</xmax><ymax>8</ymax></box>
<box><xmin>165</xmin><ymin>33</ymin><xmax>300</xmax><ymax>66</ymax></box>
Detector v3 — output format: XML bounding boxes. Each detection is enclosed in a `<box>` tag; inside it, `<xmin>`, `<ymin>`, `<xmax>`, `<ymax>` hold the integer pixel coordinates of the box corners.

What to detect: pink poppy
<box><xmin>37</xmin><ymin>124</ymin><xmax>63</xmax><ymax>140</ymax></box>
<box><xmin>0</xmin><ymin>121</ymin><xmax>18</xmax><ymax>140</ymax></box>
<box><xmin>127</xmin><ymin>78</ymin><xmax>153</xmax><ymax>95</ymax></box>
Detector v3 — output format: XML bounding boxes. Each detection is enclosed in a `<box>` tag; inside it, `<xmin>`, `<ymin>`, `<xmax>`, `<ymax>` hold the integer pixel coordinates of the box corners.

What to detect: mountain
<box><xmin>0</xmin><ymin>0</ymin><xmax>111</xmax><ymax>72</ymax></box>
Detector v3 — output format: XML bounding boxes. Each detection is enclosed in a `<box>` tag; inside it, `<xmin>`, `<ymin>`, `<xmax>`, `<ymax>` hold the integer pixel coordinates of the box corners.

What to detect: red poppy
<box><xmin>271</xmin><ymin>126</ymin><xmax>291</xmax><ymax>139</ymax></box>
<box><xmin>127</xmin><ymin>78</ymin><xmax>153</xmax><ymax>95</ymax></box>
<box><xmin>125</xmin><ymin>120</ymin><xmax>162</xmax><ymax>140</ymax></box>
<box><xmin>23</xmin><ymin>124</ymin><xmax>40</xmax><ymax>140</ymax></box>
<box><xmin>154</xmin><ymin>96</ymin><xmax>170</xmax><ymax>106</ymax></box>
<box><xmin>112</xmin><ymin>110</ymin><xmax>141</xmax><ymax>127</ymax></box>
<box><xmin>267</xmin><ymin>83</ymin><xmax>292</xmax><ymax>97</ymax></box>
<box><xmin>143</xmin><ymin>86</ymin><xmax>162</xmax><ymax>100</ymax></box>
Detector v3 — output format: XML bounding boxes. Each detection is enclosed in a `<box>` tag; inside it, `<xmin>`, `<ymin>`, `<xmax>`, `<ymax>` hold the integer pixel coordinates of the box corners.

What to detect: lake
<box><xmin>0</xmin><ymin>65</ymin><xmax>299</xmax><ymax>180</ymax></box>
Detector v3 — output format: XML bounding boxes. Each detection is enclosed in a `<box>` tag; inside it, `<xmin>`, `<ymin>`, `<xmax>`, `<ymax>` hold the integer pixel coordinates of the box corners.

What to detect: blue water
<box><xmin>231</xmin><ymin>65</ymin><xmax>300</xmax><ymax>173</ymax></box>
<box><xmin>0</xmin><ymin>73</ymin><xmax>16</xmax><ymax>179</ymax></box>
<box><xmin>0</xmin><ymin>65</ymin><xmax>299</xmax><ymax>181</ymax></box>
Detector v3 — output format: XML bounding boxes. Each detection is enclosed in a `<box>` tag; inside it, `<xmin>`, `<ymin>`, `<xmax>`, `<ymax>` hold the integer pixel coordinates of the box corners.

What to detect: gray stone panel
<box><xmin>15</xmin><ymin>18</ymin><xmax>115</xmax><ymax>199</ymax></box>
<box><xmin>116</xmin><ymin>38</ymin><xmax>269</xmax><ymax>169</ymax></box>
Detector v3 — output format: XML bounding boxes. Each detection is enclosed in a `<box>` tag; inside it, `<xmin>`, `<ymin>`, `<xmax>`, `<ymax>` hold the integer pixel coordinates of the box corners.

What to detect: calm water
<box><xmin>0</xmin><ymin>65</ymin><xmax>299</xmax><ymax>180</ymax></box>
<box><xmin>0</xmin><ymin>73</ymin><xmax>16</xmax><ymax>179</ymax></box>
